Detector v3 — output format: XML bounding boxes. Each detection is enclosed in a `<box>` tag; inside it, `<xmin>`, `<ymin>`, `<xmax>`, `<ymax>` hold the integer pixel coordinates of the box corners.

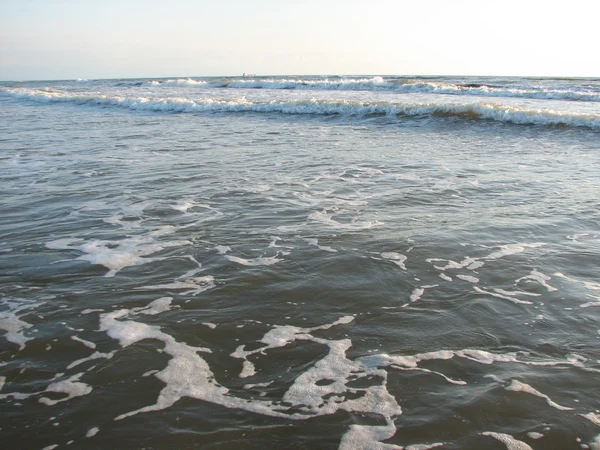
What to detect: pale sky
<box><xmin>1</xmin><ymin>0</ymin><xmax>598</xmax><ymax>80</ymax></box>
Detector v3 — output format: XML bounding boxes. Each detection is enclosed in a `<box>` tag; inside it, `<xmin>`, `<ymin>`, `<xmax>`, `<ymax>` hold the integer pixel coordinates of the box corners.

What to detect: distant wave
<box><xmin>137</xmin><ymin>77</ymin><xmax>600</xmax><ymax>102</ymax></box>
<box><xmin>141</xmin><ymin>79</ymin><xmax>225</xmax><ymax>88</ymax></box>
<box><xmin>2</xmin><ymin>87</ymin><xmax>600</xmax><ymax>130</ymax></box>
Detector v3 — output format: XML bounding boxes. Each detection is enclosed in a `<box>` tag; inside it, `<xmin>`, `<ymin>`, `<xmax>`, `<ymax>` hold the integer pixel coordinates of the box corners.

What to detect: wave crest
<box><xmin>136</xmin><ymin>76</ymin><xmax>600</xmax><ymax>102</ymax></box>
<box><xmin>2</xmin><ymin>87</ymin><xmax>599</xmax><ymax>130</ymax></box>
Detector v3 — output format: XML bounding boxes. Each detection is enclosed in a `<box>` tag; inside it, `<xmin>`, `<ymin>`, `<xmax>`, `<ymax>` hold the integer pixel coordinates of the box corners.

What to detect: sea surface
<box><xmin>2</xmin><ymin>75</ymin><xmax>600</xmax><ymax>449</ymax></box>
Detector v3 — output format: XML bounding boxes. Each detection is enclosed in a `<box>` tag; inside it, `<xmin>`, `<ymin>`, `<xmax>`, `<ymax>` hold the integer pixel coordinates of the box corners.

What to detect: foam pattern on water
<box><xmin>2</xmin><ymin>78</ymin><xmax>600</xmax><ymax>449</ymax></box>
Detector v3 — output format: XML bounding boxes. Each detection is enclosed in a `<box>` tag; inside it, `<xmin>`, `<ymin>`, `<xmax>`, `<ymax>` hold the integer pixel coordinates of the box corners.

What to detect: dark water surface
<box><xmin>2</xmin><ymin>76</ymin><xmax>600</xmax><ymax>449</ymax></box>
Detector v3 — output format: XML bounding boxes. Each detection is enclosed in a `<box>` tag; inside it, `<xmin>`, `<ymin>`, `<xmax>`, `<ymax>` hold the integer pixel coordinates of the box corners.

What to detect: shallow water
<box><xmin>2</xmin><ymin>76</ymin><xmax>600</xmax><ymax>449</ymax></box>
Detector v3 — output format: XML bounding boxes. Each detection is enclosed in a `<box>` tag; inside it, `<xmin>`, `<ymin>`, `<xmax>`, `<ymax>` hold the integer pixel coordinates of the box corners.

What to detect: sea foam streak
<box><xmin>3</xmin><ymin>88</ymin><xmax>600</xmax><ymax>130</ymax></box>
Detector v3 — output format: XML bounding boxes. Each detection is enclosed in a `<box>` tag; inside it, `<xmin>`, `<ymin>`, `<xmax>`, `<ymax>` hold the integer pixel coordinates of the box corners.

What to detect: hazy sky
<box><xmin>1</xmin><ymin>0</ymin><xmax>598</xmax><ymax>80</ymax></box>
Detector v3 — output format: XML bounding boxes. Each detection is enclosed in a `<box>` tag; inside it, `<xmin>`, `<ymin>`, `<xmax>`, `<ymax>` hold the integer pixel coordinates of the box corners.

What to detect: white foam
<box><xmin>409</xmin><ymin>285</ymin><xmax>437</xmax><ymax>303</ymax></box>
<box><xmin>201</xmin><ymin>322</ymin><xmax>217</xmax><ymax>329</ymax></box>
<box><xmin>455</xmin><ymin>349</ymin><xmax>519</xmax><ymax>365</ymax></box>
<box><xmin>589</xmin><ymin>435</ymin><xmax>600</xmax><ymax>450</ymax></box>
<box><xmin>485</xmin><ymin>374</ymin><xmax>506</xmax><ymax>384</ymax></box>
<box><xmin>526</xmin><ymin>432</ymin><xmax>544</xmax><ymax>439</ymax></box>
<box><xmin>581</xmin><ymin>412</ymin><xmax>600</xmax><ymax>426</ymax></box>
<box><xmin>381</xmin><ymin>252</ymin><xmax>407</xmax><ymax>270</ymax></box>
<box><xmin>0</xmin><ymin>310</ymin><xmax>34</xmax><ymax>350</ymax></box>
<box><xmin>481</xmin><ymin>432</ymin><xmax>533</xmax><ymax>450</ymax></box>
<box><xmin>474</xmin><ymin>287</ymin><xmax>533</xmax><ymax>305</ymax></box>
<box><xmin>143</xmin><ymin>78</ymin><xmax>210</xmax><ymax>88</ymax></box>
<box><xmin>225</xmin><ymin>254</ymin><xmax>282</xmax><ymax>266</ymax></box>
<box><xmin>243</xmin><ymin>381</ymin><xmax>273</xmax><ymax>389</ymax></box>
<box><xmin>456</xmin><ymin>274</ymin><xmax>479</xmax><ymax>283</ymax></box>
<box><xmin>397</xmin><ymin>347</ymin><xmax>572</xmax><ymax>371</ymax></box>
<box><xmin>0</xmin><ymin>390</ymin><xmax>38</xmax><ymax>401</ymax></box>
<box><xmin>81</xmin><ymin>309</ymin><xmax>104</xmax><ymax>314</ymax></box>
<box><xmin>141</xmin><ymin>77</ymin><xmax>600</xmax><ymax>102</ymax></box>
<box><xmin>494</xmin><ymin>289</ymin><xmax>540</xmax><ymax>298</ymax></box>
<box><xmin>426</xmin><ymin>256</ymin><xmax>480</xmax><ymax>272</ymax></box>
<box><xmin>398</xmin><ymin>366</ymin><xmax>466</xmax><ymax>385</ymax></box>
<box><xmin>102</xmin><ymin>310</ymin><xmax>286</xmax><ymax>421</ymax></box>
<box><xmin>214</xmin><ymin>245</ymin><xmax>231</xmax><ymax>255</ymax></box>
<box><xmin>47</xmin><ymin>235</ymin><xmax>189</xmax><ymax>277</ymax></box>
<box><xmin>39</xmin><ymin>373</ymin><xmax>93</xmax><ymax>406</ymax></box>
<box><xmin>171</xmin><ymin>201</ymin><xmax>195</xmax><ymax>212</ymax></box>
<box><xmin>104</xmin><ymin>310</ymin><xmax>401</xmax><ymax>428</ymax></box>
<box><xmin>92</xmin><ymin>296</ymin><xmax>588</xmax><ymax>447</ymax></box>
<box><xmin>410</xmin><ymin>288</ymin><xmax>425</xmax><ymax>303</ymax></box>
<box><xmin>484</xmin><ymin>243</ymin><xmax>546</xmax><ymax>260</ymax></box>
<box><xmin>339</xmin><ymin>421</ymin><xmax>402</xmax><ymax>450</ymax></box>
<box><xmin>131</xmin><ymin>297</ymin><xmax>176</xmax><ymax>315</ymax></box>
<box><xmin>555</xmin><ymin>272</ymin><xmax>600</xmax><ymax>291</ymax></box>
<box><xmin>0</xmin><ymin>376</ymin><xmax>5</xmax><ymax>391</ymax></box>
<box><xmin>85</xmin><ymin>427</ymin><xmax>99</xmax><ymax>438</ymax></box>
<box><xmin>506</xmin><ymin>380</ymin><xmax>573</xmax><ymax>410</ymax></box>
<box><xmin>71</xmin><ymin>336</ymin><xmax>96</xmax><ymax>349</ymax></box>
<box><xmin>580</xmin><ymin>294</ymin><xmax>600</xmax><ymax>308</ymax></box>
<box><xmin>405</xmin><ymin>444</ymin><xmax>444</xmax><ymax>450</ymax></box>
<box><xmin>516</xmin><ymin>270</ymin><xmax>557</xmax><ymax>292</ymax></box>
<box><xmin>67</xmin><ymin>351</ymin><xmax>115</xmax><ymax>370</ymax></box>
<box><xmin>304</xmin><ymin>238</ymin><xmax>337</xmax><ymax>253</ymax></box>
<box><xmin>0</xmin><ymin>300</ymin><xmax>41</xmax><ymax>350</ymax></box>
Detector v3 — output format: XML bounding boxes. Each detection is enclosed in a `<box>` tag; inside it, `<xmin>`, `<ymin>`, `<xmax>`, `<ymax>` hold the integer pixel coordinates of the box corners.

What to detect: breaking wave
<box><xmin>3</xmin><ymin>87</ymin><xmax>600</xmax><ymax>130</ymax></box>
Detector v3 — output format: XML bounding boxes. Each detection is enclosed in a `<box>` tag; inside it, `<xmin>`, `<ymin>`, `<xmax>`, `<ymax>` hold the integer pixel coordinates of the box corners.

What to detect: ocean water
<box><xmin>1</xmin><ymin>75</ymin><xmax>600</xmax><ymax>449</ymax></box>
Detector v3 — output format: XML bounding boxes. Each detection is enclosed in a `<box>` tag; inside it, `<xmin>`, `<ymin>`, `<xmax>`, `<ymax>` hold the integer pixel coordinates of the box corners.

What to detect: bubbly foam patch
<box><xmin>426</xmin><ymin>256</ymin><xmax>478</xmax><ymax>271</ymax></box>
<box><xmin>339</xmin><ymin>422</ymin><xmax>402</xmax><ymax>450</ymax></box>
<box><xmin>39</xmin><ymin>373</ymin><xmax>92</xmax><ymax>406</ymax></box>
<box><xmin>405</xmin><ymin>444</ymin><xmax>444</xmax><ymax>450</ymax></box>
<box><xmin>130</xmin><ymin>297</ymin><xmax>176</xmax><ymax>315</ymax></box>
<box><xmin>408</xmin><ymin>285</ymin><xmax>437</xmax><ymax>304</ymax></box>
<box><xmin>582</xmin><ymin>412</ymin><xmax>600</xmax><ymax>426</ymax></box>
<box><xmin>410</xmin><ymin>288</ymin><xmax>425</xmax><ymax>303</ymax></box>
<box><xmin>481</xmin><ymin>432</ymin><xmax>533</xmax><ymax>450</ymax></box>
<box><xmin>214</xmin><ymin>245</ymin><xmax>231</xmax><ymax>255</ymax></box>
<box><xmin>485</xmin><ymin>243</ymin><xmax>546</xmax><ymax>260</ymax></box>
<box><xmin>380</xmin><ymin>252</ymin><xmax>407</xmax><ymax>270</ymax></box>
<box><xmin>0</xmin><ymin>290</ymin><xmax>593</xmax><ymax>449</ymax></box>
<box><xmin>0</xmin><ymin>300</ymin><xmax>42</xmax><ymax>350</ymax></box>
<box><xmin>516</xmin><ymin>270</ymin><xmax>557</xmax><ymax>292</ymax></box>
<box><xmin>456</xmin><ymin>274</ymin><xmax>479</xmax><ymax>283</ymax></box>
<box><xmin>46</xmin><ymin>234</ymin><xmax>189</xmax><ymax>277</ymax></box>
<box><xmin>97</xmin><ymin>305</ymin><xmax>407</xmax><ymax>442</ymax></box>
